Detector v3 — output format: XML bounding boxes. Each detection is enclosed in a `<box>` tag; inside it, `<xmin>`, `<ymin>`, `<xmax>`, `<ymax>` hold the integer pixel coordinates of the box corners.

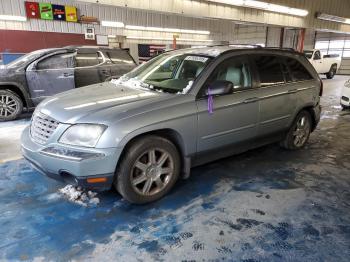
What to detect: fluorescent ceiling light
<box><xmin>207</xmin><ymin>0</ymin><xmax>308</xmax><ymax>17</ymax></box>
<box><xmin>316</xmin><ymin>13</ymin><xmax>350</xmax><ymax>24</ymax></box>
<box><xmin>126</xmin><ymin>36</ymin><xmax>213</xmax><ymax>42</ymax></box>
<box><xmin>0</xmin><ymin>15</ymin><xmax>27</xmax><ymax>22</ymax></box>
<box><xmin>125</xmin><ymin>25</ymin><xmax>210</xmax><ymax>35</ymax></box>
<box><xmin>101</xmin><ymin>20</ymin><xmax>124</xmax><ymax>28</ymax></box>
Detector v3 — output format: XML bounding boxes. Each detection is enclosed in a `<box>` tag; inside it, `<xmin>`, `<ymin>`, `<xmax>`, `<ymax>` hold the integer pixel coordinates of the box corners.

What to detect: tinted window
<box><xmin>253</xmin><ymin>56</ymin><xmax>284</xmax><ymax>87</ymax></box>
<box><xmin>76</xmin><ymin>52</ymin><xmax>103</xmax><ymax>67</ymax></box>
<box><xmin>281</xmin><ymin>61</ymin><xmax>292</xmax><ymax>82</ymax></box>
<box><xmin>36</xmin><ymin>52</ymin><xmax>75</xmax><ymax>70</ymax></box>
<box><xmin>106</xmin><ymin>50</ymin><xmax>134</xmax><ymax>64</ymax></box>
<box><xmin>205</xmin><ymin>57</ymin><xmax>251</xmax><ymax>93</ymax></box>
<box><xmin>286</xmin><ymin>58</ymin><xmax>313</xmax><ymax>81</ymax></box>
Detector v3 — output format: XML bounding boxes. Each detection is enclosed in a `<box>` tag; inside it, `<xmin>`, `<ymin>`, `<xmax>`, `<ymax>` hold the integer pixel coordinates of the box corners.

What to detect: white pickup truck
<box><xmin>304</xmin><ymin>49</ymin><xmax>341</xmax><ymax>79</ymax></box>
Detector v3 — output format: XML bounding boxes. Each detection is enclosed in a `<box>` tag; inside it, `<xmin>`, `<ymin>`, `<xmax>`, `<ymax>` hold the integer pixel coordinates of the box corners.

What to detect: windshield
<box><xmin>114</xmin><ymin>52</ymin><xmax>212</xmax><ymax>93</ymax></box>
<box><xmin>303</xmin><ymin>50</ymin><xmax>313</xmax><ymax>59</ymax></box>
<box><xmin>6</xmin><ymin>49</ymin><xmax>49</xmax><ymax>68</ymax></box>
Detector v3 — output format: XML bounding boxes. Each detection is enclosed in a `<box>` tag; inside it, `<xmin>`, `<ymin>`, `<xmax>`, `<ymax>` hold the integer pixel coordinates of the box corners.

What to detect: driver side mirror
<box><xmin>206</xmin><ymin>80</ymin><xmax>233</xmax><ymax>96</ymax></box>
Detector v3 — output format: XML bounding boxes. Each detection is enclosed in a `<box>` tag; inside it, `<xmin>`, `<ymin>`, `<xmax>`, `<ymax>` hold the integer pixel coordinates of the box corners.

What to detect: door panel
<box><xmin>26</xmin><ymin>52</ymin><xmax>75</xmax><ymax>105</ymax></box>
<box><xmin>74</xmin><ymin>51</ymin><xmax>104</xmax><ymax>87</ymax></box>
<box><xmin>195</xmin><ymin>56</ymin><xmax>258</xmax><ymax>153</ymax></box>
<box><xmin>196</xmin><ymin>92</ymin><xmax>259</xmax><ymax>152</ymax></box>
<box><xmin>250</xmin><ymin>55</ymin><xmax>297</xmax><ymax>136</ymax></box>
<box><xmin>257</xmin><ymin>84</ymin><xmax>297</xmax><ymax>136</ymax></box>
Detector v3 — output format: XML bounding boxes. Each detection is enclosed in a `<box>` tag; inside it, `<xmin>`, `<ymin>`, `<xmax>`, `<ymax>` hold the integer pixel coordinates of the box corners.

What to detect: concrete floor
<box><xmin>0</xmin><ymin>76</ymin><xmax>349</xmax><ymax>261</ymax></box>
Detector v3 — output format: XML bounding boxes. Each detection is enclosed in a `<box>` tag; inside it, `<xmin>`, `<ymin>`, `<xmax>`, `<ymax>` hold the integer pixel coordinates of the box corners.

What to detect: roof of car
<box><xmin>166</xmin><ymin>45</ymin><xmax>301</xmax><ymax>58</ymax></box>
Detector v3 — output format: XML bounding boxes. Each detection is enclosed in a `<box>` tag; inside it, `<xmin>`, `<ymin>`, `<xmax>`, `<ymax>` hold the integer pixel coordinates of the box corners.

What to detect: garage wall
<box><xmin>0</xmin><ymin>29</ymin><xmax>97</xmax><ymax>53</ymax></box>
<box><xmin>80</xmin><ymin>0</ymin><xmax>350</xmax><ymax>33</ymax></box>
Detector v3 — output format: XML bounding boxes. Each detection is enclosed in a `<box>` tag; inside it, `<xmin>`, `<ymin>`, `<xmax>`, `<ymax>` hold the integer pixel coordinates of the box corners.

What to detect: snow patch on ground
<box><xmin>58</xmin><ymin>185</ymin><xmax>100</xmax><ymax>207</ymax></box>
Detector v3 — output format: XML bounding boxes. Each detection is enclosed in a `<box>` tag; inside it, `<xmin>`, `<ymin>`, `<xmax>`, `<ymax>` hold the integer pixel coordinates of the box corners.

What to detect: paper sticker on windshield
<box><xmin>185</xmin><ymin>56</ymin><xmax>208</xmax><ymax>63</ymax></box>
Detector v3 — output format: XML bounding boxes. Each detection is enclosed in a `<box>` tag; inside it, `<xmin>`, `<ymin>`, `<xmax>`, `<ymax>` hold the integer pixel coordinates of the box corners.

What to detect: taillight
<box><xmin>319</xmin><ymin>79</ymin><xmax>323</xmax><ymax>96</ymax></box>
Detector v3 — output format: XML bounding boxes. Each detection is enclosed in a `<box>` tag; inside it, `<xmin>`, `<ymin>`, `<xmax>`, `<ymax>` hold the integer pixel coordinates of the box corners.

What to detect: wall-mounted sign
<box><xmin>65</xmin><ymin>6</ymin><xmax>78</xmax><ymax>22</ymax></box>
<box><xmin>52</xmin><ymin>4</ymin><xmax>65</xmax><ymax>21</ymax></box>
<box><xmin>25</xmin><ymin>1</ymin><xmax>78</xmax><ymax>23</ymax></box>
<box><xmin>25</xmin><ymin>2</ymin><xmax>40</xmax><ymax>19</ymax></box>
<box><xmin>85</xmin><ymin>27</ymin><xmax>95</xmax><ymax>40</ymax></box>
<box><xmin>39</xmin><ymin>3</ymin><xmax>53</xmax><ymax>20</ymax></box>
<box><xmin>80</xmin><ymin>15</ymin><xmax>100</xmax><ymax>25</ymax></box>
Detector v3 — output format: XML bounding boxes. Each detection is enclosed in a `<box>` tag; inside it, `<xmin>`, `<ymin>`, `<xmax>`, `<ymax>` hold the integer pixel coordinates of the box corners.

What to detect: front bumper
<box><xmin>21</xmin><ymin>126</ymin><xmax>122</xmax><ymax>191</ymax></box>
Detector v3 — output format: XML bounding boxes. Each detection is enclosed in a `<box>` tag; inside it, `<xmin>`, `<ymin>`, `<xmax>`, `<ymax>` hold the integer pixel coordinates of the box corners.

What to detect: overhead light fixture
<box><xmin>125</xmin><ymin>25</ymin><xmax>210</xmax><ymax>35</ymax></box>
<box><xmin>0</xmin><ymin>15</ymin><xmax>27</xmax><ymax>22</ymax></box>
<box><xmin>207</xmin><ymin>0</ymin><xmax>308</xmax><ymax>17</ymax></box>
<box><xmin>101</xmin><ymin>20</ymin><xmax>124</xmax><ymax>28</ymax></box>
<box><xmin>126</xmin><ymin>36</ymin><xmax>213</xmax><ymax>42</ymax></box>
<box><xmin>316</xmin><ymin>13</ymin><xmax>350</xmax><ymax>24</ymax></box>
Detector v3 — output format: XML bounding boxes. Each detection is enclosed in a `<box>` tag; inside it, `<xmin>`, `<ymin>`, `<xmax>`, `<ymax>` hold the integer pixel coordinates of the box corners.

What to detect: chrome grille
<box><xmin>30</xmin><ymin>112</ymin><xmax>59</xmax><ymax>144</ymax></box>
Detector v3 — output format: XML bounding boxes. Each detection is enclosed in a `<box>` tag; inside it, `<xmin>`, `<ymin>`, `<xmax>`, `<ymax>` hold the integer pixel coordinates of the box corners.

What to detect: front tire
<box><xmin>326</xmin><ymin>65</ymin><xmax>337</xmax><ymax>79</ymax></box>
<box><xmin>115</xmin><ymin>135</ymin><xmax>181</xmax><ymax>204</ymax></box>
<box><xmin>280</xmin><ymin>110</ymin><xmax>312</xmax><ymax>150</ymax></box>
<box><xmin>0</xmin><ymin>89</ymin><xmax>23</xmax><ymax>121</ymax></box>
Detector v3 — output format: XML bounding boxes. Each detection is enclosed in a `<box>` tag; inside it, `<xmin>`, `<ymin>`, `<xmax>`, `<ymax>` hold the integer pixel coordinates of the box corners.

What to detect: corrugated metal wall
<box><xmin>80</xmin><ymin>0</ymin><xmax>350</xmax><ymax>32</ymax></box>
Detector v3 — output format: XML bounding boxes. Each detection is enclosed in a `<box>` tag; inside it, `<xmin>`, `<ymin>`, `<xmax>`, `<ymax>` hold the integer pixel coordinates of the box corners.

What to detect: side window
<box><xmin>106</xmin><ymin>51</ymin><xmax>134</xmax><ymax>64</ymax></box>
<box><xmin>314</xmin><ymin>51</ymin><xmax>321</xmax><ymax>60</ymax></box>
<box><xmin>280</xmin><ymin>60</ymin><xmax>293</xmax><ymax>82</ymax></box>
<box><xmin>205</xmin><ymin>57</ymin><xmax>252</xmax><ymax>92</ymax></box>
<box><xmin>75</xmin><ymin>52</ymin><xmax>103</xmax><ymax>67</ymax></box>
<box><xmin>253</xmin><ymin>55</ymin><xmax>285</xmax><ymax>87</ymax></box>
<box><xmin>286</xmin><ymin>58</ymin><xmax>313</xmax><ymax>81</ymax></box>
<box><xmin>36</xmin><ymin>52</ymin><xmax>75</xmax><ymax>70</ymax></box>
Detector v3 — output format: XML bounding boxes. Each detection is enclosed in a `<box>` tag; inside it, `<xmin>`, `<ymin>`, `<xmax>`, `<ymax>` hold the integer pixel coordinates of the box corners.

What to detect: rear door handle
<box><xmin>63</xmin><ymin>72</ymin><xmax>73</xmax><ymax>77</ymax></box>
<box><xmin>243</xmin><ymin>97</ymin><xmax>259</xmax><ymax>104</ymax></box>
<box><xmin>288</xmin><ymin>89</ymin><xmax>298</xmax><ymax>94</ymax></box>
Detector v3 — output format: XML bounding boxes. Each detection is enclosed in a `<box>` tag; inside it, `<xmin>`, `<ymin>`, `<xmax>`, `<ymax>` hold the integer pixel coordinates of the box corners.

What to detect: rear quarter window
<box><xmin>286</xmin><ymin>57</ymin><xmax>313</xmax><ymax>81</ymax></box>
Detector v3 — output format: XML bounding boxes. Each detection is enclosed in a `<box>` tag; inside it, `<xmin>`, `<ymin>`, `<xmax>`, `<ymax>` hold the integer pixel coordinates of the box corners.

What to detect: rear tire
<box><xmin>326</xmin><ymin>65</ymin><xmax>337</xmax><ymax>79</ymax></box>
<box><xmin>0</xmin><ymin>89</ymin><xmax>23</xmax><ymax>121</ymax></box>
<box><xmin>115</xmin><ymin>135</ymin><xmax>181</xmax><ymax>204</ymax></box>
<box><xmin>280</xmin><ymin>110</ymin><xmax>312</xmax><ymax>150</ymax></box>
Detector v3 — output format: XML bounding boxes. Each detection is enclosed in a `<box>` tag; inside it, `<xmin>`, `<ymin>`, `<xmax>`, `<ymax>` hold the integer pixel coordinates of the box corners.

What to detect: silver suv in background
<box><xmin>21</xmin><ymin>46</ymin><xmax>322</xmax><ymax>204</ymax></box>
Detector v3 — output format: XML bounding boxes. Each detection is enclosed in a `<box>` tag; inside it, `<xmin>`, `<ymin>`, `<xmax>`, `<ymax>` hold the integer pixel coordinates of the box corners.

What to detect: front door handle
<box><xmin>243</xmin><ymin>97</ymin><xmax>259</xmax><ymax>104</ymax></box>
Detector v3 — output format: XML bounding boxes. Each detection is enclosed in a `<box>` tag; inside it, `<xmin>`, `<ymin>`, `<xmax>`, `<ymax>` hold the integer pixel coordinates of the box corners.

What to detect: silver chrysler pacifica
<box><xmin>21</xmin><ymin>46</ymin><xmax>322</xmax><ymax>204</ymax></box>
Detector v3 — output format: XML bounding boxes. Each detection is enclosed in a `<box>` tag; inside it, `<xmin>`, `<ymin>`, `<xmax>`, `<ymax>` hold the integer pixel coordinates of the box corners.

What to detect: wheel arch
<box><xmin>116</xmin><ymin>128</ymin><xmax>189</xmax><ymax>179</ymax></box>
<box><xmin>299</xmin><ymin>105</ymin><xmax>318</xmax><ymax>131</ymax></box>
<box><xmin>0</xmin><ymin>83</ymin><xmax>31</xmax><ymax>109</ymax></box>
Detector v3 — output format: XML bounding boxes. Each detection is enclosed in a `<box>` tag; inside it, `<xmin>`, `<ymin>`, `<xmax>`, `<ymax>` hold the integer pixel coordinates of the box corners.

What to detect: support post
<box><xmin>298</xmin><ymin>28</ymin><xmax>306</xmax><ymax>52</ymax></box>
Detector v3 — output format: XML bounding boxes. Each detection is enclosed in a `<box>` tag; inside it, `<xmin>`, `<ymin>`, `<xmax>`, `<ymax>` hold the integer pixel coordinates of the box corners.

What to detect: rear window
<box><xmin>106</xmin><ymin>50</ymin><xmax>134</xmax><ymax>64</ymax></box>
<box><xmin>253</xmin><ymin>55</ymin><xmax>285</xmax><ymax>87</ymax></box>
<box><xmin>285</xmin><ymin>58</ymin><xmax>313</xmax><ymax>81</ymax></box>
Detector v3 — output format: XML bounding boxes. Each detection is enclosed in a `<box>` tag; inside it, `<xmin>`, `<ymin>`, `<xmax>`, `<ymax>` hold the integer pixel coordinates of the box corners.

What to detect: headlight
<box><xmin>59</xmin><ymin>124</ymin><xmax>107</xmax><ymax>148</ymax></box>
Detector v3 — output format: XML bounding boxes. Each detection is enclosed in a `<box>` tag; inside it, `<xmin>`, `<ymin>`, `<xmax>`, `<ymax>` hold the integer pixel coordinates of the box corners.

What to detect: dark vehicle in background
<box><xmin>0</xmin><ymin>46</ymin><xmax>136</xmax><ymax>121</ymax></box>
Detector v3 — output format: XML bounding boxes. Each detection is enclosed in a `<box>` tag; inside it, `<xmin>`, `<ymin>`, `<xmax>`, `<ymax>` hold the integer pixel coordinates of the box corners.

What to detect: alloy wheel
<box><xmin>293</xmin><ymin>116</ymin><xmax>310</xmax><ymax>147</ymax></box>
<box><xmin>0</xmin><ymin>94</ymin><xmax>18</xmax><ymax>118</ymax></box>
<box><xmin>131</xmin><ymin>148</ymin><xmax>174</xmax><ymax>196</ymax></box>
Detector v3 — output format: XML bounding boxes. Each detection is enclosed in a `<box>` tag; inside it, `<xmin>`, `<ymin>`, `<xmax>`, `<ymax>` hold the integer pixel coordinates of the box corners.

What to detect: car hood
<box><xmin>37</xmin><ymin>82</ymin><xmax>174</xmax><ymax>124</ymax></box>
